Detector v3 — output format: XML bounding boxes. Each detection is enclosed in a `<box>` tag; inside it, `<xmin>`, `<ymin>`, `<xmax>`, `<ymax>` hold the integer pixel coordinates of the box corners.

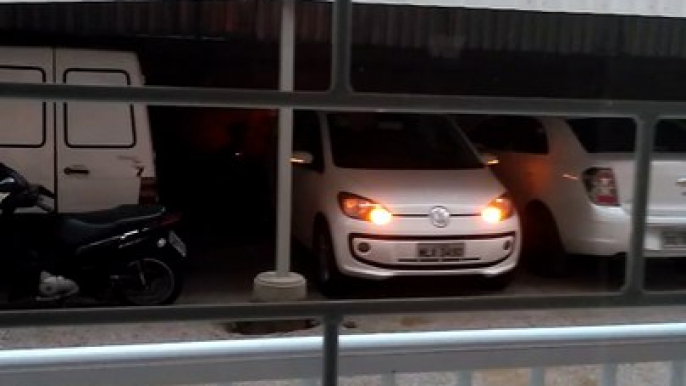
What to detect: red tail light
<box><xmin>583</xmin><ymin>168</ymin><xmax>619</xmax><ymax>206</ymax></box>
<box><xmin>139</xmin><ymin>177</ymin><xmax>159</xmax><ymax>205</ymax></box>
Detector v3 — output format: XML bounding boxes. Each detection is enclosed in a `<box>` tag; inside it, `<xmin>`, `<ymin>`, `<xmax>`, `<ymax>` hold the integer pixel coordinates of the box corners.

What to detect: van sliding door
<box><xmin>55</xmin><ymin>49</ymin><xmax>143</xmax><ymax>212</ymax></box>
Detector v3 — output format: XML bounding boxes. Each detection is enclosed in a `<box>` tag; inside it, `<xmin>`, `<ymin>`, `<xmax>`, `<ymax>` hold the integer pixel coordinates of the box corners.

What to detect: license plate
<box><xmin>169</xmin><ymin>231</ymin><xmax>187</xmax><ymax>257</ymax></box>
<box><xmin>417</xmin><ymin>243</ymin><xmax>465</xmax><ymax>259</ymax></box>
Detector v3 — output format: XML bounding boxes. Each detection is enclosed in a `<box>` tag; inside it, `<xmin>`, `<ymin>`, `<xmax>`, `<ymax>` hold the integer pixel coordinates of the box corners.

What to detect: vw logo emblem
<box><xmin>429</xmin><ymin>206</ymin><xmax>450</xmax><ymax>228</ymax></box>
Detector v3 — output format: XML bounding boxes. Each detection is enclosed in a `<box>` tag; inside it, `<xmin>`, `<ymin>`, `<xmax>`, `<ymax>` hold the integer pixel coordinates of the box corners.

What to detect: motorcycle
<box><xmin>0</xmin><ymin>163</ymin><xmax>186</xmax><ymax>306</ymax></box>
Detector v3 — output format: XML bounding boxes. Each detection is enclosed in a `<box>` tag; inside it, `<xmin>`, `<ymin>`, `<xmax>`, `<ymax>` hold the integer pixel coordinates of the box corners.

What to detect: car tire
<box><xmin>523</xmin><ymin>204</ymin><xmax>569</xmax><ymax>277</ymax></box>
<box><xmin>313</xmin><ymin>223</ymin><xmax>347</xmax><ymax>297</ymax></box>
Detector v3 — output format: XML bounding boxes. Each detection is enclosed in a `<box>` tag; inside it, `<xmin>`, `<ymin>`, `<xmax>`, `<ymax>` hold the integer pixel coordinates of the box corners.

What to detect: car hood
<box><xmin>332</xmin><ymin>167</ymin><xmax>506</xmax><ymax>216</ymax></box>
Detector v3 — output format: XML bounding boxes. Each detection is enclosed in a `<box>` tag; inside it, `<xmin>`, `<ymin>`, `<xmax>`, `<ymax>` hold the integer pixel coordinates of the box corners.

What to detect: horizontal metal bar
<box><xmin>4</xmin><ymin>323</ymin><xmax>686</xmax><ymax>386</ymax></box>
<box><xmin>2</xmin><ymin>82</ymin><xmax>686</xmax><ymax>117</ymax></box>
<box><xmin>2</xmin><ymin>291</ymin><xmax>686</xmax><ymax>327</ymax></box>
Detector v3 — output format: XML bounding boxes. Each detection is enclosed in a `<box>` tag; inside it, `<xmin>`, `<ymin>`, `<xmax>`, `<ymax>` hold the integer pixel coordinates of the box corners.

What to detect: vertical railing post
<box><xmin>381</xmin><ymin>373</ymin><xmax>397</xmax><ymax>386</ymax></box>
<box><xmin>672</xmin><ymin>361</ymin><xmax>685</xmax><ymax>386</ymax></box>
<box><xmin>602</xmin><ymin>364</ymin><xmax>618</xmax><ymax>386</ymax></box>
<box><xmin>323</xmin><ymin>314</ymin><xmax>343</xmax><ymax>386</ymax></box>
<box><xmin>330</xmin><ymin>0</ymin><xmax>353</xmax><ymax>93</ymax></box>
<box><xmin>458</xmin><ymin>371</ymin><xmax>473</xmax><ymax>386</ymax></box>
<box><xmin>624</xmin><ymin>114</ymin><xmax>657</xmax><ymax>296</ymax></box>
<box><xmin>530</xmin><ymin>367</ymin><xmax>545</xmax><ymax>386</ymax></box>
<box><xmin>275</xmin><ymin>0</ymin><xmax>296</xmax><ymax>276</ymax></box>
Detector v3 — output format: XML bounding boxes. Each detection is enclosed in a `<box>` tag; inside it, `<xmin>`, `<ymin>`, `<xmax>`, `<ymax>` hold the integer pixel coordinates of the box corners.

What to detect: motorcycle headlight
<box><xmin>338</xmin><ymin>192</ymin><xmax>393</xmax><ymax>225</ymax></box>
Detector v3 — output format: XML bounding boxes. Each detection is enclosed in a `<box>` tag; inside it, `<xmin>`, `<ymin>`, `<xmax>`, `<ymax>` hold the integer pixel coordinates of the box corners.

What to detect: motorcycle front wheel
<box><xmin>117</xmin><ymin>257</ymin><xmax>183</xmax><ymax>306</ymax></box>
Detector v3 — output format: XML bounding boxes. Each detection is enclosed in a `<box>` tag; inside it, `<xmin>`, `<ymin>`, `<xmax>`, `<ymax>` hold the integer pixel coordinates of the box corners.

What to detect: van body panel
<box><xmin>0</xmin><ymin>47</ymin><xmax>155</xmax><ymax>213</ymax></box>
<box><xmin>55</xmin><ymin>49</ymin><xmax>155</xmax><ymax>212</ymax></box>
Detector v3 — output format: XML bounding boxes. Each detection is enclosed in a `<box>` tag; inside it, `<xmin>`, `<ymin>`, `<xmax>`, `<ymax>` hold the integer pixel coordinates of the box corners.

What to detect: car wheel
<box><xmin>313</xmin><ymin>224</ymin><xmax>347</xmax><ymax>297</ymax></box>
<box><xmin>523</xmin><ymin>204</ymin><xmax>569</xmax><ymax>277</ymax></box>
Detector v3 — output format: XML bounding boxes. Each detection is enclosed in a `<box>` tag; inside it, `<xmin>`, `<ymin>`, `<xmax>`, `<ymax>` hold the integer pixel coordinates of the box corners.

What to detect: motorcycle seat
<box><xmin>58</xmin><ymin>205</ymin><xmax>165</xmax><ymax>246</ymax></box>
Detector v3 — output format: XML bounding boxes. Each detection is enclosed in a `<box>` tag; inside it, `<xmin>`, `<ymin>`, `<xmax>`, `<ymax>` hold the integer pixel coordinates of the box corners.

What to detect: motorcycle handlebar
<box><xmin>37</xmin><ymin>185</ymin><xmax>55</xmax><ymax>199</ymax></box>
<box><xmin>36</xmin><ymin>199</ymin><xmax>53</xmax><ymax>213</ymax></box>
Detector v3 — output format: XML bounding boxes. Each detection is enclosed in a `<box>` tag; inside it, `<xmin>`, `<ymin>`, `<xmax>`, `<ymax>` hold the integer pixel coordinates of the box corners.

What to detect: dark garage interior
<box><xmin>1</xmin><ymin>0</ymin><xmax>686</xmax><ymax>302</ymax></box>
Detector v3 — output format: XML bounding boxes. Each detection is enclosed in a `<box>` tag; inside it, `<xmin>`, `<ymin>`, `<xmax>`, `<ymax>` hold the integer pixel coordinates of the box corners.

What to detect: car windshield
<box><xmin>327</xmin><ymin>113</ymin><xmax>483</xmax><ymax>169</ymax></box>
<box><xmin>568</xmin><ymin>118</ymin><xmax>686</xmax><ymax>153</ymax></box>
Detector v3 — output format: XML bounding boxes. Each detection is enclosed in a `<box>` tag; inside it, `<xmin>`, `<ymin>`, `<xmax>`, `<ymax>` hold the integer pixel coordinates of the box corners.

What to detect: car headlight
<box><xmin>481</xmin><ymin>194</ymin><xmax>514</xmax><ymax>224</ymax></box>
<box><xmin>338</xmin><ymin>192</ymin><xmax>393</xmax><ymax>225</ymax></box>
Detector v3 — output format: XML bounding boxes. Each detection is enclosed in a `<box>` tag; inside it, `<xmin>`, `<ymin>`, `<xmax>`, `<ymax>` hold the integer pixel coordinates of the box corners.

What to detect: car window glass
<box><xmin>567</xmin><ymin>118</ymin><xmax>636</xmax><ymax>153</ymax></box>
<box><xmin>508</xmin><ymin>117</ymin><xmax>548</xmax><ymax>154</ymax></box>
<box><xmin>328</xmin><ymin>113</ymin><xmax>482</xmax><ymax>170</ymax></box>
<box><xmin>469</xmin><ymin>117</ymin><xmax>514</xmax><ymax>152</ymax></box>
<box><xmin>655</xmin><ymin>120</ymin><xmax>686</xmax><ymax>152</ymax></box>
<box><xmin>570</xmin><ymin>118</ymin><xmax>686</xmax><ymax>153</ymax></box>
<box><xmin>293</xmin><ymin>110</ymin><xmax>323</xmax><ymax>170</ymax></box>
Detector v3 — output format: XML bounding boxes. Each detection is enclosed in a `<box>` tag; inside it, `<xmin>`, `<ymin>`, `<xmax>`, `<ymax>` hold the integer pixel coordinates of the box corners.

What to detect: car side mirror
<box><xmin>481</xmin><ymin>152</ymin><xmax>499</xmax><ymax>166</ymax></box>
<box><xmin>291</xmin><ymin>151</ymin><xmax>314</xmax><ymax>166</ymax></box>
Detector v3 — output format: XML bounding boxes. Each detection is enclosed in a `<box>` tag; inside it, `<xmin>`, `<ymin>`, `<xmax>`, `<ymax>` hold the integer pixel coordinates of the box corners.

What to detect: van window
<box><xmin>0</xmin><ymin>67</ymin><xmax>45</xmax><ymax>147</ymax></box>
<box><xmin>64</xmin><ymin>70</ymin><xmax>135</xmax><ymax>148</ymax></box>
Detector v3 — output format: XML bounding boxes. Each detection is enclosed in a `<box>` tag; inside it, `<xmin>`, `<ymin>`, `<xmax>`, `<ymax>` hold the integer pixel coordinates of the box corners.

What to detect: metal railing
<box><xmin>3</xmin><ymin>322</ymin><xmax>686</xmax><ymax>385</ymax></box>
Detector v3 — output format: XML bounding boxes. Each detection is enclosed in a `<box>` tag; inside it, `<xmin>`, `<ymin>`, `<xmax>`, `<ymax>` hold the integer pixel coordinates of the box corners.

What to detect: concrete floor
<box><xmin>2</xmin><ymin>225</ymin><xmax>686</xmax><ymax>385</ymax></box>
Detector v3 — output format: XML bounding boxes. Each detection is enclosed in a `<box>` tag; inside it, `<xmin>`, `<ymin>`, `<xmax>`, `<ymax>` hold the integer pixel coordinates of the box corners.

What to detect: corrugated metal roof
<box><xmin>2</xmin><ymin>0</ymin><xmax>686</xmax><ymax>58</ymax></box>
<box><xmin>348</xmin><ymin>0</ymin><xmax>686</xmax><ymax>19</ymax></box>
<box><xmin>8</xmin><ymin>0</ymin><xmax>686</xmax><ymax>19</ymax></box>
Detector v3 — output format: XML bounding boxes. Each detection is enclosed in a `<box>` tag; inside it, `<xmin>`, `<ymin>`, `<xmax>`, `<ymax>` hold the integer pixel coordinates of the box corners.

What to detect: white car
<box><xmin>290</xmin><ymin>111</ymin><xmax>521</xmax><ymax>292</ymax></box>
<box><xmin>467</xmin><ymin>116</ymin><xmax>686</xmax><ymax>274</ymax></box>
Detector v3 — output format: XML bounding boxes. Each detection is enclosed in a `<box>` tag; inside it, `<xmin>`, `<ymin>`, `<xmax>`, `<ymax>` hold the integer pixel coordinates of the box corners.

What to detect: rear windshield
<box><xmin>568</xmin><ymin>118</ymin><xmax>686</xmax><ymax>153</ymax></box>
<box><xmin>327</xmin><ymin>113</ymin><xmax>483</xmax><ymax>170</ymax></box>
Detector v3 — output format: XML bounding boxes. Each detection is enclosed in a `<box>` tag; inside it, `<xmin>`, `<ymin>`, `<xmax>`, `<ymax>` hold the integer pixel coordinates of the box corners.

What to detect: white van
<box><xmin>0</xmin><ymin>46</ymin><xmax>156</xmax><ymax>212</ymax></box>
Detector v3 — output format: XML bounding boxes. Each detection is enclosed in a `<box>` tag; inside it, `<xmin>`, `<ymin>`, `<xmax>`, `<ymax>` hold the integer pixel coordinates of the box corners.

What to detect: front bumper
<box><xmin>562</xmin><ymin>205</ymin><xmax>686</xmax><ymax>258</ymax></box>
<box><xmin>329</xmin><ymin>214</ymin><xmax>520</xmax><ymax>280</ymax></box>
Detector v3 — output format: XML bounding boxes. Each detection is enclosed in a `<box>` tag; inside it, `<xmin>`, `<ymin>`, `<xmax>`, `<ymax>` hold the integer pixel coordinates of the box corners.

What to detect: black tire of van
<box><xmin>523</xmin><ymin>203</ymin><xmax>570</xmax><ymax>277</ymax></box>
<box><xmin>313</xmin><ymin>222</ymin><xmax>347</xmax><ymax>297</ymax></box>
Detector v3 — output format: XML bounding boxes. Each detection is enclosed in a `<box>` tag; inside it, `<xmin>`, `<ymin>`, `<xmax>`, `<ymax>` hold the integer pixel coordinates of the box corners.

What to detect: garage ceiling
<box><xmin>4</xmin><ymin>0</ymin><xmax>686</xmax><ymax>18</ymax></box>
<box><xmin>0</xmin><ymin>1</ymin><xmax>686</xmax><ymax>58</ymax></box>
